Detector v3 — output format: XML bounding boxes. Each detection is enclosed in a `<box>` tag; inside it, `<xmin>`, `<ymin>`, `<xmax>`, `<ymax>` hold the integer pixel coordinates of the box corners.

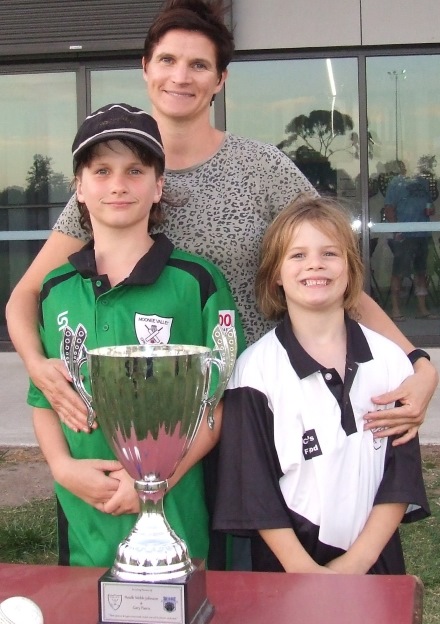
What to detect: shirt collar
<box><xmin>275</xmin><ymin>312</ymin><xmax>373</xmax><ymax>379</ymax></box>
<box><xmin>67</xmin><ymin>233</ymin><xmax>174</xmax><ymax>286</ymax></box>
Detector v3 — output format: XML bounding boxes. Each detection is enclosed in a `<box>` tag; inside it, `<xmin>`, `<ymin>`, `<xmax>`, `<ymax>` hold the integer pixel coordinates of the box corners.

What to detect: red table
<box><xmin>0</xmin><ymin>563</ymin><xmax>423</xmax><ymax>623</ymax></box>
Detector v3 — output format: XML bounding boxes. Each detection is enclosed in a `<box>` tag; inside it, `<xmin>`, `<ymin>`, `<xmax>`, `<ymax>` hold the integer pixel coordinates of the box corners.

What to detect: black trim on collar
<box><xmin>275</xmin><ymin>313</ymin><xmax>373</xmax><ymax>437</ymax></box>
<box><xmin>67</xmin><ymin>240</ymin><xmax>97</xmax><ymax>279</ymax></box>
<box><xmin>68</xmin><ymin>233</ymin><xmax>174</xmax><ymax>286</ymax></box>
<box><xmin>275</xmin><ymin>312</ymin><xmax>373</xmax><ymax>380</ymax></box>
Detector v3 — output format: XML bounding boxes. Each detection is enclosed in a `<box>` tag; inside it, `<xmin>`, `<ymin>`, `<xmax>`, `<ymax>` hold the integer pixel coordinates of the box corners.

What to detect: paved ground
<box><xmin>0</xmin><ymin>447</ymin><xmax>53</xmax><ymax>506</ymax></box>
<box><xmin>1</xmin><ymin>352</ymin><xmax>35</xmax><ymax>446</ymax></box>
<box><xmin>1</xmin><ymin>350</ymin><xmax>440</xmax><ymax>447</ymax></box>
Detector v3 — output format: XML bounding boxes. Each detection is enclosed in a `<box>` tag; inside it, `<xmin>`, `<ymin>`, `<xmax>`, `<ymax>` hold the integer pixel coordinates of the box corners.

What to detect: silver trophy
<box><xmin>63</xmin><ymin>324</ymin><xmax>236</xmax><ymax>624</ymax></box>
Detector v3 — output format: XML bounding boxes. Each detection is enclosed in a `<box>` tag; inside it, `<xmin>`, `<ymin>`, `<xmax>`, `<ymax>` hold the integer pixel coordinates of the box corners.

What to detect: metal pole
<box><xmin>394</xmin><ymin>73</ymin><xmax>398</xmax><ymax>160</ymax></box>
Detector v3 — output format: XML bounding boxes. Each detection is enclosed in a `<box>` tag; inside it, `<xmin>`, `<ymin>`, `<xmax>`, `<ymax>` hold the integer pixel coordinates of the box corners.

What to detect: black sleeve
<box><xmin>374</xmin><ymin>434</ymin><xmax>430</xmax><ymax>523</ymax></box>
<box><xmin>213</xmin><ymin>386</ymin><xmax>293</xmax><ymax>535</ymax></box>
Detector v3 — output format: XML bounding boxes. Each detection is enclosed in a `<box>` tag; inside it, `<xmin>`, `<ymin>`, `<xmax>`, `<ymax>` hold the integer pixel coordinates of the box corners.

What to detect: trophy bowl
<box><xmin>88</xmin><ymin>342</ymin><xmax>219</xmax><ymax>582</ymax></box>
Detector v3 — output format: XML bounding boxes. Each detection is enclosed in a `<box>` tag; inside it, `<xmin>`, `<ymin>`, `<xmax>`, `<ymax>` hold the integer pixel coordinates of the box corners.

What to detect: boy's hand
<box><xmin>53</xmin><ymin>457</ymin><xmax>122</xmax><ymax>510</ymax></box>
<box><xmin>103</xmin><ymin>469</ymin><xmax>140</xmax><ymax>516</ymax></box>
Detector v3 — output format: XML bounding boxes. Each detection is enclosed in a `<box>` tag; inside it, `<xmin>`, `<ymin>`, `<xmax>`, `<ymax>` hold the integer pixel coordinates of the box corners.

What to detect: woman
<box><xmin>6</xmin><ymin>0</ymin><xmax>437</xmax><ymax>439</ymax></box>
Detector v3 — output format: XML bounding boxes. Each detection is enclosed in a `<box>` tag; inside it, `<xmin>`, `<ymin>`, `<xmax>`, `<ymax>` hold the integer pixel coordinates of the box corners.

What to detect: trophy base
<box><xmin>98</xmin><ymin>559</ymin><xmax>214</xmax><ymax>624</ymax></box>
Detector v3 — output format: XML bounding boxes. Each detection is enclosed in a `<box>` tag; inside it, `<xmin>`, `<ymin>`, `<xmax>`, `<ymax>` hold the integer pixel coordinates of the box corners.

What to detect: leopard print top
<box><xmin>54</xmin><ymin>132</ymin><xmax>316</xmax><ymax>345</ymax></box>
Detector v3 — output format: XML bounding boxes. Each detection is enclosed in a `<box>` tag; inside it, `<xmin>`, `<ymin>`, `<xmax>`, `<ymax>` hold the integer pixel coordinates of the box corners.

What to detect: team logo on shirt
<box><xmin>60</xmin><ymin>323</ymin><xmax>88</xmax><ymax>376</ymax></box>
<box><xmin>135</xmin><ymin>313</ymin><xmax>173</xmax><ymax>344</ymax></box>
<box><xmin>218</xmin><ymin>310</ymin><xmax>235</xmax><ymax>329</ymax></box>
<box><xmin>371</xmin><ymin>427</ymin><xmax>384</xmax><ymax>450</ymax></box>
<box><xmin>302</xmin><ymin>429</ymin><xmax>323</xmax><ymax>460</ymax></box>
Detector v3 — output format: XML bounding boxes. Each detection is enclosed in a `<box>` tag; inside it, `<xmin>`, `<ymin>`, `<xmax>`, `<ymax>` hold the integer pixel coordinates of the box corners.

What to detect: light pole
<box><xmin>326</xmin><ymin>59</ymin><xmax>336</xmax><ymax>136</ymax></box>
<box><xmin>387</xmin><ymin>69</ymin><xmax>406</xmax><ymax>162</ymax></box>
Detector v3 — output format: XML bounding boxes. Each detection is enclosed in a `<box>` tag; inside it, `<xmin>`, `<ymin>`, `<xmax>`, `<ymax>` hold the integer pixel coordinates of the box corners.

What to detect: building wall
<box><xmin>361</xmin><ymin>0</ymin><xmax>440</xmax><ymax>45</ymax></box>
<box><xmin>232</xmin><ymin>0</ymin><xmax>440</xmax><ymax>415</ymax></box>
<box><xmin>233</xmin><ymin>0</ymin><xmax>440</xmax><ymax>49</ymax></box>
<box><xmin>1</xmin><ymin>1</ymin><xmax>440</xmax><ymax>383</ymax></box>
<box><xmin>0</xmin><ymin>0</ymin><xmax>163</xmax><ymax>58</ymax></box>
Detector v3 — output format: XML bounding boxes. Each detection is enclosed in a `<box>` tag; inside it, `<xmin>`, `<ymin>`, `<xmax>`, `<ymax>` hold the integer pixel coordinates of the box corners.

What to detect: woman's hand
<box><xmin>6</xmin><ymin>230</ymin><xmax>89</xmax><ymax>431</ymax></box>
<box><xmin>29</xmin><ymin>355</ymin><xmax>93</xmax><ymax>433</ymax></box>
<box><xmin>364</xmin><ymin>358</ymin><xmax>438</xmax><ymax>446</ymax></box>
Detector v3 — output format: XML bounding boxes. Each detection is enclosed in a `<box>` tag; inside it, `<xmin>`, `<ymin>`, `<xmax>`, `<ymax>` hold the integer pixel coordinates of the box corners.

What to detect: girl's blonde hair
<box><xmin>256</xmin><ymin>193</ymin><xmax>364</xmax><ymax>320</ymax></box>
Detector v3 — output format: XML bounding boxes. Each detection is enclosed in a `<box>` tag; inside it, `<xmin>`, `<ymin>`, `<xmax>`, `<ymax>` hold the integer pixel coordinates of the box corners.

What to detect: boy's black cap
<box><xmin>72</xmin><ymin>103</ymin><xmax>165</xmax><ymax>170</ymax></box>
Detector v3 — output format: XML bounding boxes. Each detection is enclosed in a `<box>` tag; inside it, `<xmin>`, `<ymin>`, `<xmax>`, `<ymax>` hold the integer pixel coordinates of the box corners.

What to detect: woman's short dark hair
<box><xmin>143</xmin><ymin>0</ymin><xmax>234</xmax><ymax>75</ymax></box>
<box><xmin>74</xmin><ymin>139</ymin><xmax>165</xmax><ymax>234</ymax></box>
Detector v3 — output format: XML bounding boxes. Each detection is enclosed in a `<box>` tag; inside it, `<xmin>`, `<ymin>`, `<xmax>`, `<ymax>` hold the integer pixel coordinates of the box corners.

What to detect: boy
<box><xmin>28</xmin><ymin>103</ymin><xmax>245</xmax><ymax>568</ymax></box>
<box><xmin>214</xmin><ymin>194</ymin><xmax>429</xmax><ymax>574</ymax></box>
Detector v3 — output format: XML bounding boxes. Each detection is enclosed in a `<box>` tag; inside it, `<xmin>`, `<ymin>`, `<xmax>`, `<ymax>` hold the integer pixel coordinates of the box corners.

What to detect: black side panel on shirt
<box><xmin>56</xmin><ymin>495</ymin><xmax>71</xmax><ymax>566</ymax></box>
<box><xmin>39</xmin><ymin>270</ymin><xmax>78</xmax><ymax>328</ymax></box>
<box><xmin>167</xmin><ymin>258</ymin><xmax>218</xmax><ymax>308</ymax></box>
<box><xmin>214</xmin><ymin>386</ymin><xmax>291</xmax><ymax>534</ymax></box>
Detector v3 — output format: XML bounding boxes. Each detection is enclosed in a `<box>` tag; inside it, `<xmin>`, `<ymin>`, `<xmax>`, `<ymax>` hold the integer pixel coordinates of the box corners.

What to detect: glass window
<box><xmin>90</xmin><ymin>67</ymin><xmax>217</xmax><ymax>124</ymax></box>
<box><xmin>226</xmin><ymin>57</ymin><xmax>360</xmax><ymax>210</ymax></box>
<box><xmin>367</xmin><ymin>55</ymin><xmax>440</xmax><ymax>336</ymax></box>
<box><xmin>0</xmin><ymin>71</ymin><xmax>77</xmax><ymax>337</ymax></box>
<box><xmin>91</xmin><ymin>68</ymin><xmax>150</xmax><ymax>112</ymax></box>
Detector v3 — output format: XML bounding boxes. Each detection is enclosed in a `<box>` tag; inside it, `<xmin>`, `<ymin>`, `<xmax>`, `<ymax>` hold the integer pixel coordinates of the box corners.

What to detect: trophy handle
<box><xmin>61</xmin><ymin>324</ymin><xmax>95</xmax><ymax>427</ymax></box>
<box><xmin>205</xmin><ymin>324</ymin><xmax>237</xmax><ymax>430</ymax></box>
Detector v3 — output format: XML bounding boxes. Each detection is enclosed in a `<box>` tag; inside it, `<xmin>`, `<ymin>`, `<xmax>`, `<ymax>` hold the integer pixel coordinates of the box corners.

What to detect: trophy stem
<box><xmin>110</xmin><ymin>476</ymin><xmax>195</xmax><ymax>582</ymax></box>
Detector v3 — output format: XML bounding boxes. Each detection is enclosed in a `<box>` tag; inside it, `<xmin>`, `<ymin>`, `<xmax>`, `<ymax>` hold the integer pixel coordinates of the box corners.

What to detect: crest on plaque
<box><xmin>107</xmin><ymin>594</ymin><xmax>122</xmax><ymax>610</ymax></box>
<box><xmin>163</xmin><ymin>596</ymin><xmax>177</xmax><ymax>612</ymax></box>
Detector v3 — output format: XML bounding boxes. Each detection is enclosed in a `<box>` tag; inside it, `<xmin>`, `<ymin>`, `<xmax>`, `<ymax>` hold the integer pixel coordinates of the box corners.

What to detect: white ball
<box><xmin>0</xmin><ymin>597</ymin><xmax>44</xmax><ymax>624</ymax></box>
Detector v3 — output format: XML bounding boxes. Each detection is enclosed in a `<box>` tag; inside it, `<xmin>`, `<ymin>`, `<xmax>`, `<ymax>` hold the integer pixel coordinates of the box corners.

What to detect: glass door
<box><xmin>0</xmin><ymin>71</ymin><xmax>77</xmax><ymax>337</ymax></box>
<box><xmin>367</xmin><ymin>54</ymin><xmax>440</xmax><ymax>334</ymax></box>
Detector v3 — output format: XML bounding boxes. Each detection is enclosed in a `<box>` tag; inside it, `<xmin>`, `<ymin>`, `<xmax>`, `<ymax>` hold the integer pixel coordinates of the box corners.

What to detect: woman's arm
<box><xmin>358</xmin><ymin>291</ymin><xmax>415</xmax><ymax>353</ymax></box>
<box><xmin>326</xmin><ymin>503</ymin><xmax>406</xmax><ymax>574</ymax></box>
<box><xmin>358</xmin><ymin>292</ymin><xmax>438</xmax><ymax>444</ymax></box>
<box><xmin>6</xmin><ymin>231</ymin><xmax>90</xmax><ymax>432</ymax></box>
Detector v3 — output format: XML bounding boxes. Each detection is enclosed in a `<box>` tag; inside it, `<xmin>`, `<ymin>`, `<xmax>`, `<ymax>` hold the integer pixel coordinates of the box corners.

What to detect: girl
<box><xmin>214</xmin><ymin>194</ymin><xmax>430</xmax><ymax>574</ymax></box>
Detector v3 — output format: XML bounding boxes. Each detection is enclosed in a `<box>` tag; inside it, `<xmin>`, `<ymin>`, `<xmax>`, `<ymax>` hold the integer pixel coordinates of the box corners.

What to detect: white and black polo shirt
<box><xmin>214</xmin><ymin>314</ymin><xmax>430</xmax><ymax>574</ymax></box>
